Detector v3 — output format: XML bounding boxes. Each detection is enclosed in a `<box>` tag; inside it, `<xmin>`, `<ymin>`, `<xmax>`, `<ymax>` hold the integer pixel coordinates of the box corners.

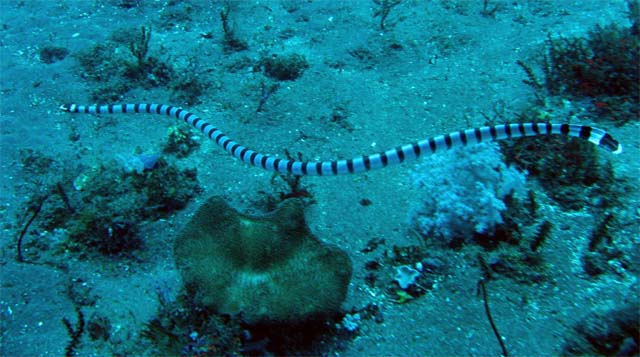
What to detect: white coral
<box><xmin>115</xmin><ymin>153</ymin><xmax>145</xmax><ymax>174</ymax></box>
<box><xmin>411</xmin><ymin>142</ymin><xmax>526</xmax><ymax>243</ymax></box>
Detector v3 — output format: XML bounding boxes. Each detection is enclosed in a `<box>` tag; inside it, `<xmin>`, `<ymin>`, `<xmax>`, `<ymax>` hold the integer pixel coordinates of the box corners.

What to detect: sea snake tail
<box><xmin>60</xmin><ymin>103</ymin><xmax>622</xmax><ymax>176</ymax></box>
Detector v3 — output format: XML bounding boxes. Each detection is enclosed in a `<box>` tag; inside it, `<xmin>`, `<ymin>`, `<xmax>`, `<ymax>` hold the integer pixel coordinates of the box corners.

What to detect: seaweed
<box><xmin>62</xmin><ymin>306</ymin><xmax>85</xmax><ymax>357</ymax></box>
<box><xmin>259</xmin><ymin>54</ymin><xmax>308</xmax><ymax>81</ymax></box>
<box><xmin>141</xmin><ymin>291</ymin><xmax>243</xmax><ymax>356</ymax></box>
<box><xmin>372</xmin><ymin>0</ymin><xmax>402</xmax><ymax>30</ymax></box>
<box><xmin>529</xmin><ymin>220</ymin><xmax>552</xmax><ymax>252</ymax></box>
<box><xmin>16</xmin><ymin>147</ymin><xmax>200</xmax><ymax>257</ymax></box>
<box><xmin>86</xmin><ymin>313</ymin><xmax>111</xmax><ymax>341</ymax></box>
<box><xmin>171</xmin><ymin>72</ymin><xmax>205</xmax><ymax>106</ymax></box>
<box><xmin>500</xmin><ymin>114</ymin><xmax>616</xmax><ymax>211</ymax></box>
<box><xmin>55</xmin><ymin>182</ymin><xmax>75</xmax><ymax>214</ymax></box>
<box><xmin>588</xmin><ymin>212</ymin><xmax>614</xmax><ymax>252</ymax></box>
<box><xmin>517</xmin><ymin>3</ymin><xmax>639</xmax><ymax>124</ymax></box>
<box><xmin>581</xmin><ymin>211</ymin><xmax>627</xmax><ymax>277</ymax></box>
<box><xmin>73</xmin><ymin>26</ymin><xmax>182</xmax><ymax>103</ymax></box>
<box><xmin>464</xmin><ymin>195</ymin><xmax>553</xmax><ymax>284</ymax></box>
<box><xmin>74</xmin><ymin>43</ymin><xmax>123</xmax><ymax>83</ymax></box>
<box><xmin>19</xmin><ymin>148</ymin><xmax>54</xmax><ymax>175</ymax></box>
<box><xmin>123</xmin><ymin>26</ymin><xmax>174</xmax><ymax>87</ymax></box>
<box><xmin>39</xmin><ymin>45</ymin><xmax>69</xmax><ymax>64</ymax></box>
<box><xmin>219</xmin><ymin>2</ymin><xmax>248</xmax><ymax>53</ymax></box>
<box><xmin>256</xmin><ymin>81</ymin><xmax>280</xmax><ymax>112</ymax></box>
<box><xmin>516</xmin><ymin>60</ymin><xmax>545</xmax><ymax>105</ymax></box>
<box><xmin>128</xmin><ymin>26</ymin><xmax>151</xmax><ymax>70</ymax></box>
<box><xmin>480</xmin><ymin>0</ymin><xmax>503</xmax><ymax>18</ymax></box>
<box><xmin>543</xmin><ymin>20</ymin><xmax>639</xmax><ymax>124</ymax></box>
<box><xmin>131</xmin><ymin>163</ymin><xmax>201</xmax><ymax>217</ymax></box>
<box><xmin>66</xmin><ymin>203</ymin><xmax>142</xmax><ymax>255</ymax></box>
<box><xmin>65</xmin><ymin>159</ymin><xmax>201</xmax><ymax>255</ymax></box>
<box><xmin>16</xmin><ymin>194</ymin><xmax>47</xmax><ymax>263</ymax></box>
<box><xmin>477</xmin><ymin>280</ymin><xmax>509</xmax><ymax>356</ymax></box>
<box><xmin>257</xmin><ymin>150</ymin><xmax>314</xmax><ymax>210</ymax></box>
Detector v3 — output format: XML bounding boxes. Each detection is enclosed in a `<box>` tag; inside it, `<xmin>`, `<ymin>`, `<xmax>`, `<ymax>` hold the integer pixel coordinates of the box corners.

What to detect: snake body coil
<box><xmin>61</xmin><ymin>103</ymin><xmax>622</xmax><ymax>176</ymax></box>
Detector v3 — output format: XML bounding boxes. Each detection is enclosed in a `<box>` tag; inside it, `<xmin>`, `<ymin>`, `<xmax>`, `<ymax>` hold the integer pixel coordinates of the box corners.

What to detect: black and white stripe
<box><xmin>60</xmin><ymin>103</ymin><xmax>622</xmax><ymax>176</ymax></box>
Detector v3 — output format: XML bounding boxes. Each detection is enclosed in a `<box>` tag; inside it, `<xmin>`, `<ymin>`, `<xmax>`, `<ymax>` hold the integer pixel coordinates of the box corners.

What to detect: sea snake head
<box><xmin>601</xmin><ymin>133</ymin><xmax>623</xmax><ymax>154</ymax></box>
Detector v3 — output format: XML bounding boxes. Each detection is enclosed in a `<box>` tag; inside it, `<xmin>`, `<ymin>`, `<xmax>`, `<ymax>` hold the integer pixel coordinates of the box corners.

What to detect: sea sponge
<box><xmin>173</xmin><ymin>196</ymin><xmax>352</xmax><ymax>324</ymax></box>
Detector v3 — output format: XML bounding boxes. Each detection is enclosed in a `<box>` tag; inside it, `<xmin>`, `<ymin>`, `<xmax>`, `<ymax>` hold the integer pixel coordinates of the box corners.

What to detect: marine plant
<box><xmin>372</xmin><ymin>0</ymin><xmax>402</xmax><ymax>30</ymax></box>
<box><xmin>259</xmin><ymin>54</ymin><xmax>309</xmax><ymax>81</ymax></box>
<box><xmin>162</xmin><ymin>125</ymin><xmax>200</xmax><ymax>158</ymax></box>
<box><xmin>73</xmin><ymin>27</ymin><xmax>203</xmax><ymax>104</ymax></box>
<box><xmin>16</xmin><ymin>148</ymin><xmax>200</xmax><ymax>257</ymax></box>
<box><xmin>542</xmin><ymin>5</ymin><xmax>639</xmax><ymax>125</ymax></box>
<box><xmin>219</xmin><ymin>2</ymin><xmax>248</xmax><ymax>52</ymax></box>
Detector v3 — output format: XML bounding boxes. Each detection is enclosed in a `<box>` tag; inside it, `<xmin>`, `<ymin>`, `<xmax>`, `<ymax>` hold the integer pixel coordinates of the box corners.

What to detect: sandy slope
<box><xmin>1</xmin><ymin>0</ymin><xmax>637</xmax><ymax>355</ymax></box>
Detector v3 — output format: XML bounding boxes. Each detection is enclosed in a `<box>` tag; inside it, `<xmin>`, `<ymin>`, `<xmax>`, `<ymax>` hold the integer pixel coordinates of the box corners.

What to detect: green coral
<box><xmin>394</xmin><ymin>290</ymin><xmax>414</xmax><ymax>304</ymax></box>
<box><xmin>163</xmin><ymin>126</ymin><xmax>200</xmax><ymax>158</ymax></box>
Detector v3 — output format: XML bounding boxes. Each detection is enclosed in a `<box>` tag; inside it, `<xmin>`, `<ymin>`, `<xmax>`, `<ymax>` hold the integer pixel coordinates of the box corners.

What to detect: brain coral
<box><xmin>173</xmin><ymin>196</ymin><xmax>352</xmax><ymax>324</ymax></box>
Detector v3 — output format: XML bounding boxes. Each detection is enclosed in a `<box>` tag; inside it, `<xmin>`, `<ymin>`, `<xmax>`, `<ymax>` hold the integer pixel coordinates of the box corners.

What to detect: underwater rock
<box><xmin>563</xmin><ymin>303</ymin><xmax>639</xmax><ymax>355</ymax></box>
<box><xmin>173</xmin><ymin>196</ymin><xmax>352</xmax><ymax>324</ymax></box>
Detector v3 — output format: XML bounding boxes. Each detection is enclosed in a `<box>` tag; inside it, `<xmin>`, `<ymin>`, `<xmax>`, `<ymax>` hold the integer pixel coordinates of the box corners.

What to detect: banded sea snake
<box><xmin>61</xmin><ymin>103</ymin><xmax>622</xmax><ymax>176</ymax></box>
